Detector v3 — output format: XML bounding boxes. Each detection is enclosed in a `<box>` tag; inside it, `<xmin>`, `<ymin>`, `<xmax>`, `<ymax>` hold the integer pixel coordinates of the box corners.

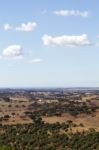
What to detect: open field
<box><xmin>0</xmin><ymin>89</ymin><xmax>99</xmax><ymax>130</ymax></box>
<box><xmin>43</xmin><ymin>110</ymin><xmax>99</xmax><ymax>131</ymax></box>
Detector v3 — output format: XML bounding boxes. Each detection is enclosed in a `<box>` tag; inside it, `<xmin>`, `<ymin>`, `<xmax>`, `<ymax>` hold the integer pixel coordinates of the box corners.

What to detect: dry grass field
<box><xmin>0</xmin><ymin>90</ymin><xmax>99</xmax><ymax>133</ymax></box>
<box><xmin>42</xmin><ymin>110</ymin><xmax>99</xmax><ymax>132</ymax></box>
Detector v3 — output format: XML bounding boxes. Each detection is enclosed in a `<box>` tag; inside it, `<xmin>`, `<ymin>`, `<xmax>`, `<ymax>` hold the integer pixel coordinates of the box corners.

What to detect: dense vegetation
<box><xmin>27</xmin><ymin>100</ymin><xmax>98</xmax><ymax>117</ymax></box>
<box><xmin>0</xmin><ymin>118</ymin><xmax>99</xmax><ymax>150</ymax></box>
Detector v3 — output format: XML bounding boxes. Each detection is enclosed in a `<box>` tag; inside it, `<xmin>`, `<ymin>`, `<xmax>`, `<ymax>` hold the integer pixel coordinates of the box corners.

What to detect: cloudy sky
<box><xmin>0</xmin><ymin>0</ymin><xmax>98</xmax><ymax>87</ymax></box>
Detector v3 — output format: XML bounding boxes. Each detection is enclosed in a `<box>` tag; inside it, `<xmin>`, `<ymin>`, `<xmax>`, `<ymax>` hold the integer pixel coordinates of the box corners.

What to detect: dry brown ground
<box><xmin>0</xmin><ymin>97</ymin><xmax>33</xmax><ymax>125</ymax></box>
<box><xmin>0</xmin><ymin>97</ymin><xmax>99</xmax><ymax>131</ymax></box>
<box><xmin>42</xmin><ymin>110</ymin><xmax>99</xmax><ymax>131</ymax></box>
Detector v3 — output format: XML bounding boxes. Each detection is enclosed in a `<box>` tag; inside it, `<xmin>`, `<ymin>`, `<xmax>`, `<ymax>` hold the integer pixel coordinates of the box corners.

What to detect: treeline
<box><xmin>28</xmin><ymin>100</ymin><xmax>98</xmax><ymax>117</ymax></box>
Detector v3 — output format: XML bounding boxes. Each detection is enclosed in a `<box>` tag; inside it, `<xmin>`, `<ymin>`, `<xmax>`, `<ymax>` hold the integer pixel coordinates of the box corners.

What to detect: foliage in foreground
<box><xmin>0</xmin><ymin>119</ymin><xmax>99</xmax><ymax>150</ymax></box>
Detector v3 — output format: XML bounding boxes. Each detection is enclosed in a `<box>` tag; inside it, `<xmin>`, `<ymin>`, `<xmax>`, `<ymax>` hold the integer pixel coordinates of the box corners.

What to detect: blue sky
<box><xmin>0</xmin><ymin>0</ymin><xmax>99</xmax><ymax>87</ymax></box>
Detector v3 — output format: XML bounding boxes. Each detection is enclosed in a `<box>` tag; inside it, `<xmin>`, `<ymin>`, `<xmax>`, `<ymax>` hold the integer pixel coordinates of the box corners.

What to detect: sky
<box><xmin>0</xmin><ymin>0</ymin><xmax>99</xmax><ymax>88</ymax></box>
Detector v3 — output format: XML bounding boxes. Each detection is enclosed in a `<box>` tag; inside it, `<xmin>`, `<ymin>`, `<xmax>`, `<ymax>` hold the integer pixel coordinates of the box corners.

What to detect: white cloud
<box><xmin>42</xmin><ymin>34</ymin><xmax>91</xmax><ymax>47</ymax></box>
<box><xmin>31</xmin><ymin>58</ymin><xmax>42</xmax><ymax>63</ymax></box>
<box><xmin>16</xmin><ymin>22</ymin><xmax>37</xmax><ymax>32</ymax></box>
<box><xmin>2</xmin><ymin>45</ymin><xmax>23</xmax><ymax>58</ymax></box>
<box><xmin>54</xmin><ymin>10</ymin><xmax>89</xmax><ymax>17</ymax></box>
<box><xmin>4</xmin><ymin>24</ymin><xmax>13</xmax><ymax>31</ymax></box>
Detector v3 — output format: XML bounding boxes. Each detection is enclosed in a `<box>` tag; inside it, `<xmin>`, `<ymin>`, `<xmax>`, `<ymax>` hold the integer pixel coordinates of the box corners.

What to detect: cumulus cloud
<box><xmin>54</xmin><ymin>10</ymin><xmax>89</xmax><ymax>17</ymax></box>
<box><xmin>4</xmin><ymin>24</ymin><xmax>13</xmax><ymax>31</ymax></box>
<box><xmin>42</xmin><ymin>34</ymin><xmax>91</xmax><ymax>47</ymax></box>
<box><xmin>16</xmin><ymin>22</ymin><xmax>37</xmax><ymax>32</ymax></box>
<box><xmin>2</xmin><ymin>45</ymin><xmax>23</xmax><ymax>58</ymax></box>
<box><xmin>31</xmin><ymin>58</ymin><xmax>42</xmax><ymax>63</ymax></box>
